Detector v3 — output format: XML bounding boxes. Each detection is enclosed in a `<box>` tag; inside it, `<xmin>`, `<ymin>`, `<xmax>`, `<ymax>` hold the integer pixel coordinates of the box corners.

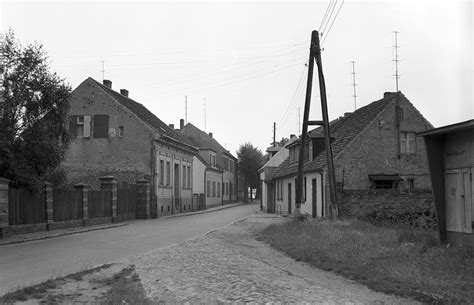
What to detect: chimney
<box><xmin>169</xmin><ymin>124</ymin><xmax>174</xmax><ymax>129</ymax></box>
<box><xmin>290</xmin><ymin>134</ymin><xmax>296</xmax><ymax>139</ymax></box>
<box><xmin>103</xmin><ymin>79</ymin><xmax>112</xmax><ymax>89</ymax></box>
<box><xmin>344</xmin><ymin>112</ymin><xmax>352</xmax><ymax>117</ymax></box>
<box><xmin>384</xmin><ymin>92</ymin><xmax>393</xmax><ymax>99</ymax></box>
<box><xmin>209</xmin><ymin>132</ymin><xmax>213</xmax><ymax>138</ymax></box>
<box><xmin>120</xmin><ymin>89</ymin><xmax>129</xmax><ymax>97</ymax></box>
<box><xmin>180</xmin><ymin>119</ymin><xmax>184</xmax><ymax>130</ymax></box>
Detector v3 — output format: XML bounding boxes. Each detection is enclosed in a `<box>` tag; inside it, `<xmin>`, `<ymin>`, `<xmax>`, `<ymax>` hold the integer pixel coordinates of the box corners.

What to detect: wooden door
<box><xmin>288</xmin><ymin>183</ymin><xmax>292</xmax><ymax>214</ymax></box>
<box><xmin>445</xmin><ymin>169</ymin><xmax>463</xmax><ymax>232</ymax></box>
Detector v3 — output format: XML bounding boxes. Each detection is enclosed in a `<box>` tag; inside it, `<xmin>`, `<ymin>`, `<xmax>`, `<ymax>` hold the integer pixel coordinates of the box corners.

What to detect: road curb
<box><xmin>0</xmin><ymin>223</ymin><xmax>128</xmax><ymax>246</ymax></box>
<box><xmin>163</xmin><ymin>202</ymin><xmax>249</xmax><ymax>219</ymax></box>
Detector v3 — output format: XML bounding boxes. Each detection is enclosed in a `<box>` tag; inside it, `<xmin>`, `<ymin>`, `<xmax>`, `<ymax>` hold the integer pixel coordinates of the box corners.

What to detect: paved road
<box><xmin>0</xmin><ymin>203</ymin><xmax>259</xmax><ymax>295</ymax></box>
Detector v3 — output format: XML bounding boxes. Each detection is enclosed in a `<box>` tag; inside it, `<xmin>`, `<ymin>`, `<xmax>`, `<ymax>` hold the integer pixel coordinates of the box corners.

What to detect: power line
<box><xmin>318</xmin><ymin>0</ymin><xmax>334</xmax><ymax>32</ymax></box>
<box><xmin>277</xmin><ymin>64</ymin><xmax>307</xmax><ymax>125</ymax></box>
<box><xmin>297</xmin><ymin>107</ymin><xmax>301</xmax><ymax>135</ymax></box>
<box><xmin>321</xmin><ymin>0</ymin><xmax>345</xmax><ymax>47</ymax></box>
<box><xmin>320</xmin><ymin>0</ymin><xmax>338</xmax><ymax>37</ymax></box>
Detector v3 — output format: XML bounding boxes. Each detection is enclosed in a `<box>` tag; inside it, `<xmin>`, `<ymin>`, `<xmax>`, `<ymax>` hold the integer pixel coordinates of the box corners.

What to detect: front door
<box><xmin>288</xmin><ymin>183</ymin><xmax>292</xmax><ymax>214</ymax></box>
<box><xmin>445</xmin><ymin>169</ymin><xmax>473</xmax><ymax>233</ymax></box>
<box><xmin>312</xmin><ymin>179</ymin><xmax>317</xmax><ymax>218</ymax></box>
<box><xmin>174</xmin><ymin>164</ymin><xmax>180</xmax><ymax>212</ymax></box>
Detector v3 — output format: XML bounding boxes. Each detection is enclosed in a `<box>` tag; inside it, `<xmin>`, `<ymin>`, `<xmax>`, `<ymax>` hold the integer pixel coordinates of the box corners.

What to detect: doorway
<box><xmin>288</xmin><ymin>183</ymin><xmax>292</xmax><ymax>214</ymax></box>
<box><xmin>312</xmin><ymin>179</ymin><xmax>317</xmax><ymax>218</ymax></box>
<box><xmin>174</xmin><ymin>164</ymin><xmax>180</xmax><ymax>212</ymax></box>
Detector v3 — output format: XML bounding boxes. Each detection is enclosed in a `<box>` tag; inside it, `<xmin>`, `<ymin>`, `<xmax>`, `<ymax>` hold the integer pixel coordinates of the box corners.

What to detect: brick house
<box><xmin>267</xmin><ymin>92</ymin><xmax>433</xmax><ymax>216</ymax></box>
<box><xmin>63</xmin><ymin>77</ymin><xmax>198</xmax><ymax>216</ymax></box>
<box><xmin>178</xmin><ymin>122</ymin><xmax>238</xmax><ymax>207</ymax></box>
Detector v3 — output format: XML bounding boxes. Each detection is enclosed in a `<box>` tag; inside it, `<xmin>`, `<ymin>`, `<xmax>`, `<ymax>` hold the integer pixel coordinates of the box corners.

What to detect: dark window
<box><xmin>217</xmin><ymin>182</ymin><xmax>220</xmax><ymax>197</ymax></box>
<box><xmin>207</xmin><ymin>181</ymin><xmax>211</xmax><ymax>197</ymax></box>
<box><xmin>159</xmin><ymin>160</ymin><xmax>164</xmax><ymax>185</ymax></box>
<box><xmin>182</xmin><ymin>165</ymin><xmax>186</xmax><ymax>187</ymax></box>
<box><xmin>118</xmin><ymin>126</ymin><xmax>124</xmax><ymax>137</ymax></box>
<box><xmin>407</xmin><ymin>178</ymin><xmax>414</xmax><ymax>190</ymax></box>
<box><xmin>229</xmin><ymin>182</ymin><xmax>233</xmax><ymax>196</ymax></box>
<box><xmin>374</xmin><ymin>180</ymin><xmax>395</xmax><ymax>189</ymax></box>
<box><xmin>93</xmin><ymin>115</ymin><xmax>109</xmax><ymax>138</ymax></box>
<box><xmin>166</xmin><ymin>161</ymin><xmax>171</xmax><ymax>186</ymax></box>
<box><xmin>212</xmin><ymin>181</ymin><xmax>216</xmax><ymax>197</ymax></box>
<box><xmin>161</xmin><ymin>206</ymin><xmax>163</xmax><ymax>212</ymax></box>
<box><xmin>187</xmin><ymin>166</ymin><xmax>191</xmax><ymax>187</ymax></box>
<box><xmin>168</xmin><ymin>205</ymin><xmax>170</xmax><ymax>212</ymax></box>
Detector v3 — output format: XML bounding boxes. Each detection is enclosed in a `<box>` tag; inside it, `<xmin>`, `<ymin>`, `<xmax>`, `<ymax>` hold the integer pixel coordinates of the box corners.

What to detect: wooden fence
<box><xmin>117</xmin><ymin>183</ymin><xmax>137</xmax><ymax>220</ymax></box>
<box><xmin>53</xmin><ymin>189</ymin><xmax>83</xmax><ymax>222</ymax></box>
<box><xmin>8</xmin><ymin>188</ymin><xmax>46</xmax><ymax>225</ymax></box>
<box><xmin>88</xmin><ymin>190</ymin><xmax>112</xmax><ymax>218</ymax></box>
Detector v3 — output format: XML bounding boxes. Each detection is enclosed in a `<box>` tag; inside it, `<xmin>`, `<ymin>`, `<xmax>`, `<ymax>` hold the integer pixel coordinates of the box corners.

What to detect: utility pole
<box><xmin>185</xmin><ymin>95</ymin><xmax>188</xmax><ymax>124</ymax></box>
<box><xmin>100</xmin><ymin>60</ymin><xmax>105</xmax><ymax>81</ymax></box>
<box><xmin>350</xmin><ymin>61</ymin><xmax>357</xmax><ymax>110</ymax></box>
<box><xmin>295</xmin><ymin>30</ymin><xmax>338</xmax><ymax>218</ymax></box>
<box><xmin>273</xmin><ymin>122</ymin><xmax>276</xmax><ymax>147</ymax></box>
<box><xmin>393</xmin><ymin>31</ymin><xmax>401</xmax><ymax>158</ymax></box>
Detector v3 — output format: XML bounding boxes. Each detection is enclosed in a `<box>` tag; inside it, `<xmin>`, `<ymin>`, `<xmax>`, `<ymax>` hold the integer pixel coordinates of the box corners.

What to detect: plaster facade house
<box><xmin>178</xmin><ymin>122</ymin><xmax>238</xmax><ymax>207</ymax></box>
<box><xmin>63</xmin><ymin>78</ymin><xmax>198</xmax><ymax>216</ymax></box>
<box><xmin>259</xmin><ymin>141</ymin><xmax>294</xmax><ymax>213</ymax></box>
<box><xmin>266</xmin><ymin>92</ymin><xmax>433</xmax><ymax>217</ymax></box>
<box><xmin>419</xmin><ymin>120</ymin><xmax>474</xmax><ymax>246</ymax></box>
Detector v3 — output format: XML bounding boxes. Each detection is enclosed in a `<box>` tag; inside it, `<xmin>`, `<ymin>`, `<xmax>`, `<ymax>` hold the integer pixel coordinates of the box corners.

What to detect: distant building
<box><xmin>178</xmin><ymin>122</ymin><xmax>238</xmax><ymax>207</ymax></box>
<box><xmin>419</xmin><ymin>119</ymin><xmax>474</xmax><ymax>246</ymax></box>
<box><xmin>63</xmin><ymin>78</ymin><xmax>198</xmax><ymax>216</ymax></box>
<box><xmin>266</xmin><ymin>92</ymin><xmax>433</xmax><ymax>216</ymax></box>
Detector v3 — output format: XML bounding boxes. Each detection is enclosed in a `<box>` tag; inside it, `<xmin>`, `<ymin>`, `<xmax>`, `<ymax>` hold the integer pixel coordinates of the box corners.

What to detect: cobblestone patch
<box><xmin>132</xmin><ymin>214</ymin><xmax>419</xmax><ymax>304</ymax></box>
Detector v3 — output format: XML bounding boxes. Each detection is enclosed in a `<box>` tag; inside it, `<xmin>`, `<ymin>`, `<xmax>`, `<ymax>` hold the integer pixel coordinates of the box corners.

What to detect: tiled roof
<box><xmin>194</xmin><ymin>153</ymin><xmax>223</xmax><ymax>172</ymax></box>
<box><xmin>180</xmin><ymin>123</ymin><xmax>236</xmax><ymax>160</ymax></box>
<box><xmin>90</xmin><ymin>78</ymin><xmax>195</xmax><ymax>148</ymax></box>
<box><xmin>269</xmin><ymin>92</ymin><xmax>399</xmax><ymax>180</ymax></box>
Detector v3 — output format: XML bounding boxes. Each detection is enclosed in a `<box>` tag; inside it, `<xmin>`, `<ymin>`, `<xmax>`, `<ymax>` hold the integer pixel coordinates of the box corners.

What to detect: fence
<box><xmin>53</xmin><ymin>189</ymin><xmax>83</xmax><ymax>222</ymax></box>
<box><xmin>8</xmin><ymin>188</ymin><xmax>46</xmax><ymax>225</ymax></box>
<box><xmin>117</xmin><ymin>183</ymin><xmax>137</xmax><ymax>221</ymax></box>
<box><xmin>88</xmin><ymin>190</ymin><xmax>112</xmax><ymax>218</ymax></box>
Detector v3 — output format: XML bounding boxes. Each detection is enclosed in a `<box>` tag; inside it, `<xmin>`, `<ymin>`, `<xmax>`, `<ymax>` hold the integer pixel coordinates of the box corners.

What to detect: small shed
<box><xmin>419</xmin><ymin>120</ymin><xmax>473</xmax><ymax>246</ymax></box>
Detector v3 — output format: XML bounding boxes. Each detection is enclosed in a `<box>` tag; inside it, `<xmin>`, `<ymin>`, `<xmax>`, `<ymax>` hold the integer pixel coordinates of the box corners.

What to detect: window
<box><xmin>69</xmin><ymin>115</ymin><xmax>91</xmax><ymax>138</ymax></box>
<box><xmin>374</xmin><ymin>180</ymin><xmax>394</xmax><ymax>189</ymax></box>
<box><xmin>187</xmin><ymin>166</ymin><xmax>191</xmax><ymax>188</ymax></box>
<box><xmin>226</xmin><ymin>183</ymin><xmax>229</xmax><ymax>195</ymax></box>
<box><xmin>207</xmin><ymin>181</ymin><xmax>211</xmax><ymax>197</ymax></box>
<box><xmin>400</xmin><ymin>132</ymin><xmax>416</xmax><ymax>154</ymax></box>
<box><xmin>159</xmin><ymin>160</ymin><xmax>164</xmax><ymax>185</ymax></box>
<box><xmin>223</xmin><ymin>157</ymin><xmax>229</xmax><ymax>171</ymax></box>
<box><xmin>166</xmin><ymin>161</ymin><xmax>171</xmax><ymax>186</ymax></box>
<box><xmin>118</xmin><ymin>126</ymin><xmax>124</xmax><ymax>137</ymax></box>
<box><xmin>229</xmin><ymin>182</ymin><xmax>232</xmax><ymax>196</ymax></box>
<box><xmin>407</xmin><ymin>178</ymin><xmax>414</xmax><ymax>190</ymax></box>
<box><xmin>93</xmin><ymin>115</ymin><xmax>109</xmax><ymax>138</ymax></box>
<box><xmin>182</xmin><ymin>165</ymin><xmax>186</xmax><ymax>187</ymax></box>
<box><xmin>217</xmin><ymin>182</ymin><xmax>221</xmax><ymax>197</ymax></box>
<box><xmin>230</xmin><ymin>160</ymin><xmax>234</xmax><ymax>173</ymax></box>
<box><xmin>304</xmin><ymin>177</ymin><xmax>307</xmax><ymax>202</ymax></box>
<box><xmin>212</xmin><ymin>181</ymin><xmax>216</xmax><ymax>197</ymax></box>
<box><xmin>210</xmin><ymin>154</ymin><xmax>216</xmax><ymax>167</ymax></box>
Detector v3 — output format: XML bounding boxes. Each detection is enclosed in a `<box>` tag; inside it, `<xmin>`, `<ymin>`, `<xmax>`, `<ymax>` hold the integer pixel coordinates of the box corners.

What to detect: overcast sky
<box><xmin>1</xmin><ymin>0</ymin><xmax>472</xmax><ymax>155</ymax></box>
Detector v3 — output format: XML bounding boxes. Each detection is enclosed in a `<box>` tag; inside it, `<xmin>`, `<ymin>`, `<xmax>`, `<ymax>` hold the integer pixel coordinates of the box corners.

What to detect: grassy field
<box><xmin>259</xmin><ymin>218</ymin><xmax>474</xmax><ymax>304</ymax></box>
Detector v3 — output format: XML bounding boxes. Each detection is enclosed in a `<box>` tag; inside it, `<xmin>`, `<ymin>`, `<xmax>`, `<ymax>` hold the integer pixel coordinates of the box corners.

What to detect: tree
<box><xmin>0</xmin><ymin>30</ymin><xmax>72</xmax><ymax>189</ymax></box>
<box><xmin>236</xmin><ymin>142</ymin><xmax>265</xmax><ymax>203</ymax></box>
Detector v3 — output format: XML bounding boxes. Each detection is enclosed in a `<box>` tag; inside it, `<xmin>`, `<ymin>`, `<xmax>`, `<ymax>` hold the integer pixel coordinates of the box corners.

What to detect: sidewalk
<box><xmin>0</xmin><ymin>201</ymin><xmax>250</xmax><ymax>246</ymax></box>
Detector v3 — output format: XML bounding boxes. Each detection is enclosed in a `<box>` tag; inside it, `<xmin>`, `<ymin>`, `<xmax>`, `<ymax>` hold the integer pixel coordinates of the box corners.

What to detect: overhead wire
<box><xmin>318</xmin><ymin>0</ymin><xmax>334</xmax><ymax>32</ymax></box>
<box><xmin>320</xmin><ymin>0</ymin><xmax>338</xmax><ymax>37</ymax></box>
<box><xmin>321</xmin><ymin>0</ymin><xmax>345</xmax><ymax>47</ymax></box>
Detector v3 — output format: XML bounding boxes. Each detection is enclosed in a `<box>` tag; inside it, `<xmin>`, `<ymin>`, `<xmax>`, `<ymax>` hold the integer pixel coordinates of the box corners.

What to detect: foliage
<box><xmin>236</xmin><ymin>142</ymin><xmax>265</xmax><ymax>190</ymax></box>
<box><xmin>0</xmin><ymin>30</ymin><xmax>71</xmax><ymax>189</ymax></box>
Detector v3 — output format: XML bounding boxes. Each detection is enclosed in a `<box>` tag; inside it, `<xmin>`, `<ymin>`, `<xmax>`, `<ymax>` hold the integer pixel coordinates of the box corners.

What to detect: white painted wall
<box><xmin>192</xmin><ymin>156</ymin><xmax>206</xmax><ymax>194</ymax></box>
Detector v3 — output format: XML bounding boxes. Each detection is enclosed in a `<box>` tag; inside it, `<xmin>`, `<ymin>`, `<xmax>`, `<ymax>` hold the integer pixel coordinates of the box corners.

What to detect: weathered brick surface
<box><xmin>48</xmin><ymin>219</ymin><xmax>84</xmax><ymax>231</ymax></box>
<box><xmin>7</xmin><ymin>223</ymin><xmax>48</xmax><ymax>235</ymax></box>
<box><xmin>136</xmin><ymin>179</ymin><xmax>151</xmax><ymax>219</ymax></box>
<box><xmin>63</xmin><ymin>79</ymin><xmax>153</xmax><ymax>187</ymax></box>
<box><xmin>335</xmin><ymin>97</ymin><xmax>432</xmax><ymax>190</ymax></box>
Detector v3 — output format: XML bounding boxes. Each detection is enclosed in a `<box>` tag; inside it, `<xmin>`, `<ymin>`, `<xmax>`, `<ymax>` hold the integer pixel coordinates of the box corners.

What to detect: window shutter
<box><xmin>69</xmin><ymin>115</ymin><xmax>77</xmax><ymax>138</ymax></box>
<box><xmin>93</xmin><ymin>115</ymin><xmax>109</xmax><ymax>138</ymax></box>
<box><xmin>83</xmin><ymin>115</ymin><xmax>91</xmax><ymax>138</ymax></box>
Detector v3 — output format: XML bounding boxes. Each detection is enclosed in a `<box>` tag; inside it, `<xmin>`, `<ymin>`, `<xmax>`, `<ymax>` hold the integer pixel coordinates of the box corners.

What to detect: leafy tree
<box><xmin>0</xmin><ymin>30</ymin><xmax>71</xmax><ymax>189</ymax></box>
<box><xmin>237</xmin><ymin>142</ymin><xmax>265</xmax><ymax>202</ymax></box>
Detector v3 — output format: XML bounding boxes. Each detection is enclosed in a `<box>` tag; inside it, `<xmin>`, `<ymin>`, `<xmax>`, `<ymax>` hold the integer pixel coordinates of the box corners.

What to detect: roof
<box><xmin>193</xmin><ymin>154</ymin><xmax>223</xmax><ymax>172</ymax></box>
<box><xmin>269</xmin><ymin>92</ymin><xmax>400</xmax><ymax>180</ymax></box>
<box><xmin>259</xmin><ymin>145</ymin><xmax>289</xmax><ymax>172</ymax></box>
<box><xmin>88</xmin><ymin>78</ymin><xmax>196</xmax><ymax>149</ymax></box>
<box><xmin>179</xmin><ymin>123</ymin><xmax>236</xmax><ymax>160</ymax></box>
<box><xmin>418</xmin><ymin>119</ymin><xmax>474</xmax><ymax>137</ymax></box>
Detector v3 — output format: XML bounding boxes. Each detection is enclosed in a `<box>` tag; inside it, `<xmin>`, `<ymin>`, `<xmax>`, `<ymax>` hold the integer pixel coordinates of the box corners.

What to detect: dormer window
<box><xmin>210</xmin><ymin>153</ymin><xmax>216</xmax><ymax>167</ymax></box>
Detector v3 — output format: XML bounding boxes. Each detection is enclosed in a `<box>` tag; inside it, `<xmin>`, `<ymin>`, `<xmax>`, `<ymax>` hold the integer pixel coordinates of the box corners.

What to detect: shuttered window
<box><xmin>93</xmin><ymin>115</ymin><xmax>109</xmax><ymax>138</ymax></box>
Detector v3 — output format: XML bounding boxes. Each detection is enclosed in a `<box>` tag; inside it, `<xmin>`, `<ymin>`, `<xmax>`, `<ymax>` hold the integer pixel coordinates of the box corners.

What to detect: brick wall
<box><xmin>63</xmin><ymin>79</ymin><xmax>153</xmax><ymax>188</ymax></box>
<box><xmin>334</xmin><ymin>96</ymin><xmax>432</xmax><ymax>190</ymax></box>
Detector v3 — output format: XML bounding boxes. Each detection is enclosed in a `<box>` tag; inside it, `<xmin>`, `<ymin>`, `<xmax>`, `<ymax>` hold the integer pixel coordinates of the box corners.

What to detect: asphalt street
<box><xmin>0</xmin><ymin>203</ymin><xmax>259</xmax><ymax>295</ymax></box>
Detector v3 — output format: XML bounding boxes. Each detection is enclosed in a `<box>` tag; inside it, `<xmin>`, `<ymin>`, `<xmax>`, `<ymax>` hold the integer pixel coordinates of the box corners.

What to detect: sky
<box><xmin>1</xmin><ymin>0</ymin><xmax>472</xmax><ymax>156</ymax></box>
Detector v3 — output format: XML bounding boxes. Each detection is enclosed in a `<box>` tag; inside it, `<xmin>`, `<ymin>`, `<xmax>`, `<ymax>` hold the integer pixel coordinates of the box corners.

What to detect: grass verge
<box><xmin>259</xmin><ymin>218</ymin><xmax>474</xmax><ymax>304</ymax></box>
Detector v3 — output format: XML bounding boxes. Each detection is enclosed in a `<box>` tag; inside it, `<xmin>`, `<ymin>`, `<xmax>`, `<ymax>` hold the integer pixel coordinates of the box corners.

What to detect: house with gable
<box><xmin>63</xmin><ymin>78</ymin><xmax>198</xmax><ymax>217</ymax></box>
<box><xmin>178</xmin><ymin>121</ymin><xmax>238</xmax><ymax>207</ymax></box>
<box><xmin>266</xmin><ymin>92</ymin><xmax>433</xmax><ymax>217</ymax></box>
